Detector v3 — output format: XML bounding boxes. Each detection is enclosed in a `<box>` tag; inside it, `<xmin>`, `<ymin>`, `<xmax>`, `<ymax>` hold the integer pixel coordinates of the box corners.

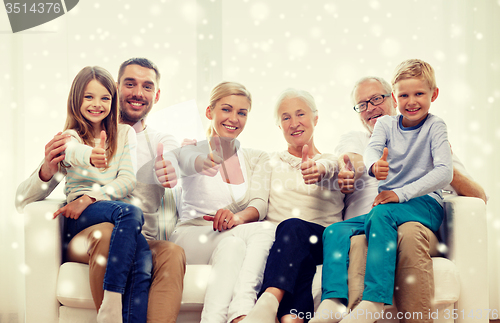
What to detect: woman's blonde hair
<box><xmin>206</xmin><ymin>81</ymin><xmax>252</xmax><ymax>137</ymax></box>
<box><xmin>63</xmin><ymin>66</ymin><xmax>118</xmax><ymax>166</ymax></box>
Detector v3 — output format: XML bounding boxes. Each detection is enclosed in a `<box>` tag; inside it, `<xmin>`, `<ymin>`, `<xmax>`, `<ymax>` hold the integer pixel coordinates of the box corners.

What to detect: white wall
<box><xmin>1</xmin><ymin>0</ymin><xmax>498</xmax><ymax>321</ymax></box>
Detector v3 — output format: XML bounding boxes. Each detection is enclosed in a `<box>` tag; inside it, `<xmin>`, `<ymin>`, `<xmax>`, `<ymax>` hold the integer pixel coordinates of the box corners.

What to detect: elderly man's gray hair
<box><xmin>350</xmin><ymin>76</ymin><xmax>392</xmax><ymax>106</ymax></box>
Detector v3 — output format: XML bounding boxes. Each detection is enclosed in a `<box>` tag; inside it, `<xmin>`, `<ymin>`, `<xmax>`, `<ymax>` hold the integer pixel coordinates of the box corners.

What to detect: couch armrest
<box><xmin>444</xmin><ymin>196</ymin><xmax>488</xmax><ymax>323</ymax></box>
<box><xmin>24</xmin><ymin>199</ymin><xmax>64</xmax><ymax>323</ymax></box>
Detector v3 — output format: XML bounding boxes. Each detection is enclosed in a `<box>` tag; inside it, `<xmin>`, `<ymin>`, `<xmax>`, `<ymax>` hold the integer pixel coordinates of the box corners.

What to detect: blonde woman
<box><xmin>169</xmin><ymin>82</ymin><xmax>275</xmax><ymax>323</ymax></box>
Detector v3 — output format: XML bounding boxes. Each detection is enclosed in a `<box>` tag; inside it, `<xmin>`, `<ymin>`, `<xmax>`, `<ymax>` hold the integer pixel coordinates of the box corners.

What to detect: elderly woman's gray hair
<box><xmin>274</xmin><ymin>88</ymin><xmax>318</xmax><ymax>125</ymax></box>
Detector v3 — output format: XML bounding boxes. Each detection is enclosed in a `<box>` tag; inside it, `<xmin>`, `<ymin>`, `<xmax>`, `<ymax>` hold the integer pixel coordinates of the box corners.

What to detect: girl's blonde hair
<box><xmin>63</xmin><ymin>66</ymin><xmax>118</xmax><ymax>164</ymax></box>
<box><xmin>206</xmin><ymin>81</ymin><xmax>252</xmax><ymax>137</ymax></box>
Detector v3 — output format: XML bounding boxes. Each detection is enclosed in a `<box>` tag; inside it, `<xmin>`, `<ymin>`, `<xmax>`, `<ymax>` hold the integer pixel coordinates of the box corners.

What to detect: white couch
<box><xmin>23</xmin><ymin>196</ymin><xmax>488</xmax><ymax>323</ymax></box>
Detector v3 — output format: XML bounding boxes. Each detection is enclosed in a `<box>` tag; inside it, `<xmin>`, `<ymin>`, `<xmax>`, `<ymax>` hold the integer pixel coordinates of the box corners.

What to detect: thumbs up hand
<box><xmin>338</xmin><ymin>154</ymin><xmax>355</xmax><ymax>194</ymax></box>
<box><xmin>197</xmin><ymin>150</ymin><xmax>223</xmax><ymax>177</ymax></box>
<box><xmin>155</xmin><ymin>142</ymin><xmax>178</xmax><ymax>188</ymax></box>
<box><xmin>300</xmin><ymin>144</ymin><xmax>326</xmax><ymax>185</ymax></box>
<box><xmin>301</xmin><ymin>144</ymin><xmax>310</xmax><ymax>164</ymax></box>
<box><xmin>90</xmin><ymin>130</ymin><xmax>107</xmax><ymax>168</ymax></box>
<box><xmin>371</xmin><ymin>147</ymin><xmax>389</xmax><ymax>180</ymax></box>
<box><xmin>194</xmin><ymin>137</ymin><xmax>223</xmax><ymax>177</ymax></box>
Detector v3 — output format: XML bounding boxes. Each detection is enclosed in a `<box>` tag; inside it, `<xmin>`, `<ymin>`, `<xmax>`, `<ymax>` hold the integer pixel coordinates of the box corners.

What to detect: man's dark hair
<box><xmin>117</xmin><ymin>57</ymin><xmax>161</xmax><ymax>86</ymax></box>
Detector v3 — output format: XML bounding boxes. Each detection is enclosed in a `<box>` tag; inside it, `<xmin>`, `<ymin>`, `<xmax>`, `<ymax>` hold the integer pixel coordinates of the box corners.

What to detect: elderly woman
<box><xmin>242</xmin><ymin>89</ymin><xmax>344</xmax><ymax>323</ymax></box>
<box><xmin>169</xmin><ymin>81</ymin><xmax>275</xmax><ymax>323</ymax></box>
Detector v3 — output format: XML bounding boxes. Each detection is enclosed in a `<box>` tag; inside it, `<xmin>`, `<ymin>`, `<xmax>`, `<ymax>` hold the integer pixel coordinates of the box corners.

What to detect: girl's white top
<box><xmin>62</xmin><ymin>123</ymin><xmax>137</xmax><ymax>203</ymax></box>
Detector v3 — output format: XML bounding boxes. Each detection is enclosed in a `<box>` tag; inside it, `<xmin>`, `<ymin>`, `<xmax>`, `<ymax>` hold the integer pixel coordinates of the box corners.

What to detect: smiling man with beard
<box><xmin>118</xmin><ymin>62</ymin><xmax>158</xmax><ymax>129</ymax></box>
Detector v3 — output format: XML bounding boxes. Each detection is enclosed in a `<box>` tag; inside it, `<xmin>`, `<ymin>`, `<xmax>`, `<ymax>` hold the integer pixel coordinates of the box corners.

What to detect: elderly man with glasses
<box><xmin>318</xmin><ymin>77</ymin><xmax>486</xmax><ymax>323</ymax></box>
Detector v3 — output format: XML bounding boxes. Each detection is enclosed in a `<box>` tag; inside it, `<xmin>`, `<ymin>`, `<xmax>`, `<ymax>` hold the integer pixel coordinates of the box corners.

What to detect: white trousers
<box><xmin>170</xmin><ymin>221</ymin><xmax>276</xmax><ymax>323</ymax></box>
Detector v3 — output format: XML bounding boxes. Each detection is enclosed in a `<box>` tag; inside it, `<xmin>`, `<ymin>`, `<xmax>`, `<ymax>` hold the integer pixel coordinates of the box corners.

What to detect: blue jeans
<box><xmin>260</xmin><ymin>218</ymin><xmax>325</xmax><ymax>321</ymax></box>
<box><xmin>65</xmin><ymin>200</ymin><xmax>152</xmax><ymax>323</ymax></box>
<box><xmin>321</xmin><ymin>195</ymin><xmax>443</xmax><ymax>305</ymax></box>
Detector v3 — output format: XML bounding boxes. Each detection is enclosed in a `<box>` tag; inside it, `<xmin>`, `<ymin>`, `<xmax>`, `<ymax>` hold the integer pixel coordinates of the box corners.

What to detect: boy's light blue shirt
<box><xmin>364</xmin><ymin>114</ymin><xmax>453</xmax><ymax>206</ymax></box>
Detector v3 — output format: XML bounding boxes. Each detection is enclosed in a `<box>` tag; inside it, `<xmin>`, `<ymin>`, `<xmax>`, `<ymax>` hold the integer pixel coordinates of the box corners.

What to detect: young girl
<box><xmin>52</xmin><ymin>66</ymin><xmax>151</xmax><ymax>323</ymax></box>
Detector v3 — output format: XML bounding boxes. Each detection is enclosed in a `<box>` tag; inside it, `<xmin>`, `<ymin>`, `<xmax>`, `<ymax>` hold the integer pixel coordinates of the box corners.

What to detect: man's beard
<box><xmin>119</xmin><ymin>98</ymin><xmax>152</xmax><ymax>124</ymax></box>
<box><xmin>120</xmin><ymin>108</ymin><xmax>144</xmax><ymax>124</ymax></box>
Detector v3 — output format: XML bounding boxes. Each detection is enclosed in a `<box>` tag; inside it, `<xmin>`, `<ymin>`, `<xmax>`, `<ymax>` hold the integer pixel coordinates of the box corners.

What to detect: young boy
<box><xmin>312</xmin><ymin>59</ymin><xmax>453</xmax><ymax>323</ymax></box>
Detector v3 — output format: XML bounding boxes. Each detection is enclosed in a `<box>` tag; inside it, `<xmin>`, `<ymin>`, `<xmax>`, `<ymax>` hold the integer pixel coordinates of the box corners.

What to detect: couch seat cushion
<box><xmin>56</xmin><ymin>257</ymin><xmax>459</xmax><ymax>311</ymax></box>
<box><xmin>56</xmin><ymin>263</ymin><xmax>213</xmax><ymax>310</ymax></box>
<box><xmin>57</xmin><ymin>262</ymin><xmax>95</xmax><ymax>309</ymax></box>
<box><xmin>432</xmin><ymin>257</ymin><xmax>460</xmax><ymax>306</ymax></box>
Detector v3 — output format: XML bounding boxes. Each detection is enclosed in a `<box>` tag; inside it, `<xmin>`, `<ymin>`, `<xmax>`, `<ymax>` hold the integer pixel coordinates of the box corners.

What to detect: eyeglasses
<box><xmin>353</xmin><ymin>94</ymin><xmax>391</xmax><ymax>113</ymax></box>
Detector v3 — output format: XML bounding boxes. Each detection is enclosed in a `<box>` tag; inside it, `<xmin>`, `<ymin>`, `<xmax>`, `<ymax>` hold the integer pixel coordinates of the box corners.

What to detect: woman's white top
<box><xmin>176</xmin><ymin>141</ymin><xmax>270</xmax><ymax>226</ymax></box>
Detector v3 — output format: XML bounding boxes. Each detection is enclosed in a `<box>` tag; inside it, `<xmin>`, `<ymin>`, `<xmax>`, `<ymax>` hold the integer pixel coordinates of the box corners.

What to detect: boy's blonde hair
<box><xmin>392</xmin><ymin>59</ymin><xmax>437</xmax><ymax>90</ymax></box>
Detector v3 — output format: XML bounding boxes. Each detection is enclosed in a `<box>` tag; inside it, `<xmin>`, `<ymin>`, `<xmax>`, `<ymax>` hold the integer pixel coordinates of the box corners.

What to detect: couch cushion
<box><xmin>59</xmin><ymin>306</ymin><xmax>97</xmax><ymax>323</ymax></box>
<box><xmin>56</xmin><ymin>262</ymin><xmax>213</xmax><ymax>310</ymax></box>
<box><xmin>181</xmin><ymin>265</ymin><xmax>212</xmax><ymax>310</ymax></box>
<box><xmin>56</xmin><ymin>257</ymin><xmax>459</xmax><ymax>311</ymax></box>
<box><xmin>57</xmin><ymin>263</ymin><xmax>94</xmax><ymax>309</ymax></box>
<box><xmin>432</xmin><ymin>257</ymin><xmax>460</xmax><ymax>306</ymax></box>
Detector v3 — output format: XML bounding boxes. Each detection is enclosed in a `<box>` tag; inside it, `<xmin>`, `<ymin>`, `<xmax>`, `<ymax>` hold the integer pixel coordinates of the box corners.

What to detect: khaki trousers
<box><xmin>67</xmin><ymin>223</ymin><xmax>186</xmax><ymax>323</ymax></box>
<box><xmin>347</xmin><ymin>221</ymin><xmax>439</xmax><ymax>323</ymax></box>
